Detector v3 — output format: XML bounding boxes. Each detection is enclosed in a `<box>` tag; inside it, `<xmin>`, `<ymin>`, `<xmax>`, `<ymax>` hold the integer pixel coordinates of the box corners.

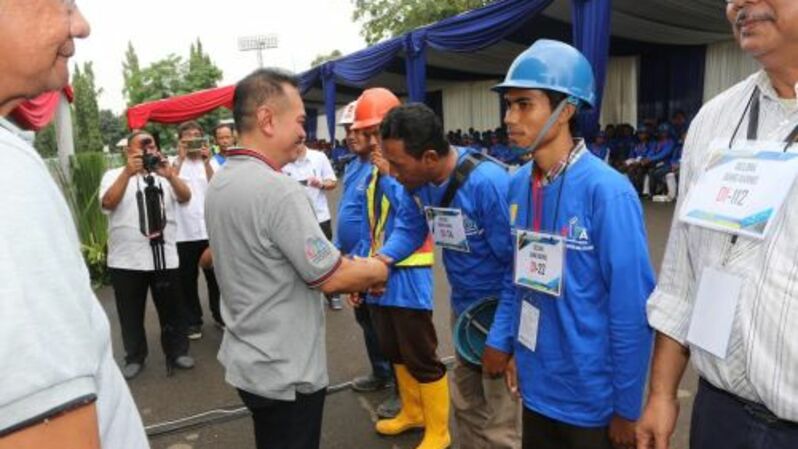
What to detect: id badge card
<box><xmin>686</xmin><ymin>267</ymin><xmax>743</xmax><ymax>359</ymax></box>
<box><xmin>679</xmin><ymin>140</ymin><xmax>798</xmax><ymax>240</ymax></box>
<box><xmin>514</xmin><ymin>229</ymin><xmax>565</xmax><ymax>297</ymax></box>
<box><xmin>518</xmin><ymin>300</ymin><xmax>540</xmax><ymax>351</ymax></box>
<box><xmin>425</xmin><ymin>207</ymin><xmax>470</xmax><ymax>252</ymax></box>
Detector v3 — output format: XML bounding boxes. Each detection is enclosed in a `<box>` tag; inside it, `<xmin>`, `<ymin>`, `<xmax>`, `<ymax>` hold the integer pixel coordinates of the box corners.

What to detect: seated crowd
<box><xmin>441</xmin><ymin>111</ymin><xmax>689</xmax><ymax>203</ymax></box>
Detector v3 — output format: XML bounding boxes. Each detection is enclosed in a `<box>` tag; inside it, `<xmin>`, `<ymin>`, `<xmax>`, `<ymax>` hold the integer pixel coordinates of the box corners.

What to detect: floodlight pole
<box><xmin>238</xmin><ymin>34</ymin><xmax>279</xmax><ymax>69</ymax></box>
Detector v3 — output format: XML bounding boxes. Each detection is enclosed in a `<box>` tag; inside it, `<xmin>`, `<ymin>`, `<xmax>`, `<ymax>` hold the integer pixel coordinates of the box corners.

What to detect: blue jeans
<box><xmin>691</xmin><ymin>378</ymin><xmax>798</xmax><ymax>449</ymax></box>
<box><xmin>354</xmin><ymin>302</ymin><xmax>392</xmax><ymax>380</ymax></box>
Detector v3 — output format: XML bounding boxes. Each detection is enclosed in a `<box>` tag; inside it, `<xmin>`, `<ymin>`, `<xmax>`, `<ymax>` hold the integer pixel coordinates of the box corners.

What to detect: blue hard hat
<box><xmin>657</xmin><ymin>123</ymin><xmax>672</xmax><ymax>135</ymax></box>
<box><xmin>454</xmin><ymin>297</ymin><xmax>499</xmax><ymax>366</ymax></box>
<box><xmin>493</xmin><ymin>39</ymin><xmax>596</xmax><ymax>109</ymax></box>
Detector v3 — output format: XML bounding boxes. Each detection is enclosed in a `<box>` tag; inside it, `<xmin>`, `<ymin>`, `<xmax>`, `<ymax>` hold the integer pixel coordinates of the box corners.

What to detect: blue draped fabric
<box><xmin>405</xmin><ymin>0</ymin><xmax>555</xmax><ymax>102</ymax></box>
<box><xmin>572</xmin><ymin>0</ymin><xmax>612</xmax><ymax>137</ymax></box>
<box><xmin>424</xmin><ymin>0</ymin><xmax>554</xmax><ymax>51</ymax></box>
<box><xmin>333</xmin><ymin>38</ymin><xmax>404</xmax><ymax>86</ymax></box>
<box><xmin>638</xmin><ymin>45</ymin><xmax>706</xmax><ymax>123</ymax></box>
<box><xmin>298</xmin><ymin>67</ymin><xmax>320</xmax><ymax>96</ymax></box>
<box><xmin>300</xmin><ymin>0</ymin><xmax>614</xmax><ymax>138</ymax></box>
<box><xmin>305</xmin><ymin>108</ymin><xmax>318</xmax><ymax>141</ymax></box>
<box><xmin>406</xmin><ymin>33</ymin><xmax>427</xmax><ymax>103</ymax></box>
<box><xmin>322</xmin><ymin>63</ymin><xmax>337</xmax><ymax>142</ymax></box>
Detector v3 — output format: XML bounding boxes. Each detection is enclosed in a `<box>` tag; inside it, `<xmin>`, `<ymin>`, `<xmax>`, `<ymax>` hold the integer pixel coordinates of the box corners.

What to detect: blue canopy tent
<box><xmin>299</xmin><ymin>0</ymin><xmax>732</xmax><ymax>141</ymax></box>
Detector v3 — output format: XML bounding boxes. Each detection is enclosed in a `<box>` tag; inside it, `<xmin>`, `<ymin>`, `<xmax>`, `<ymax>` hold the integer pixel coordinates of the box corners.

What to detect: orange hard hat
<box><xmin>350</xmin><ymin>87</ymin><xmax>400</xmax><ymax>131</ymax></box>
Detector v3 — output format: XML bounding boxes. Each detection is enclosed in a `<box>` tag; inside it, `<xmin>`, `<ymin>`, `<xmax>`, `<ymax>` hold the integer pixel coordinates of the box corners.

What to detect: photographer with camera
<box><xmin>100</xmin><ymin>131</ymin><xmax>194</xmax><ymax>380</ymax></box>
<box><xmin>173</xmin><ymin>121</ymin><xmax>223</xmax><ymax>339</ymax></box>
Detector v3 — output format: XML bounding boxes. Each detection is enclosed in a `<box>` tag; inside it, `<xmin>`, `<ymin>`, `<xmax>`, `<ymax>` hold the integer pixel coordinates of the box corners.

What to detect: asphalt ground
<box><xmin>96</xmin><ymin>188</ymin><xmax>697</xmax><ymax>449</ymax></box>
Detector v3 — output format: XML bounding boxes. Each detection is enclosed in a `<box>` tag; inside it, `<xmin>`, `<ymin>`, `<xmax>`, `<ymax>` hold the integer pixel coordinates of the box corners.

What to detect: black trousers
<box><xmin>369</xmin><ymin>305</ymin><xmax>446</xmax><ymax>383</ymax></box>
<box><xmin>238</xmin><ymin>388</ymin><xmax>326</xmax><ymax>449</ymax></box>
<box><xmin>109</xmin><ymin>268</ymin><xmax>189</xmax><ymax>364</ymax></box>
<box><xmin>522</xmin><ymin>407</ymin><xmax>611</xmax><ymax>449</ymax></box>
<box><xmin>177</xmin><ymin>240</ymin><xmax>222</xmax><ymax>327</ymax></box>
<box><xmin>690</xmin><ymin>378</ymin><xmax>798</xmax><ymax>449</ymax></box>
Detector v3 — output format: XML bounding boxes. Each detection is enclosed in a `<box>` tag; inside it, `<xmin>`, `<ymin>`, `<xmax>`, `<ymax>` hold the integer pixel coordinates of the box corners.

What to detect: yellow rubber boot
<box><xmin>376</xmin><ymin>365</ymin><xmax>425</xmax><ymax>435</ymax></box>
<box><xmin>416</xmin><ymin>374</ymin><xmax>451</xmax><ymax>449</ymax></box>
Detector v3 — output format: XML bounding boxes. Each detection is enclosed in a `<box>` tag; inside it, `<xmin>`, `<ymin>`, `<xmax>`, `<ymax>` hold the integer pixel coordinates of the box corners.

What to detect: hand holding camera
<box><xmin>126</xmin><ymin>147</ymin><xmax>144</xmax><ymax>176</ymax></box>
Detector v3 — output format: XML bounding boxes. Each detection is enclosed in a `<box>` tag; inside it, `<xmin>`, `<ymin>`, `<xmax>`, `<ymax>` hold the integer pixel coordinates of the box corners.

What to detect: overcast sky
<box><xmin>72</xmin><ymin>0</ymin><xmax>367</xmax><ymax>114</ymax></box>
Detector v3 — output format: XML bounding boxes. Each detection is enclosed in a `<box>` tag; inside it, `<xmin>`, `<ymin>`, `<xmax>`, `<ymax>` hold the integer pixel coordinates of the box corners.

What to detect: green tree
<box><xmin>353</xmin><ymin>0</ymin><xmax>492</xmax><ymax>44</ymax></box>
<box><xmin>122</xmin><ymin>42</ymin><xmax>145</xmax><ymax>105</ymax></box>
<box><xmin>99</xmin><ymin>109</ymin><xmax>127</xmax><ymax>151</ymax></box>
<box><xmin>34</xmin><ymin>123</ymin><xmax>58</xmax><ymax>158</ymax></box>
<box><xmin>311</xmin><ymin>49</ymin><xmax>343</xmax><ymax>67</ymax></box>
<box><xmin>122</xmin><ymin>39</ymin><xmax>226</xmax><ymax>149</ymax></box>
<box><xmin>71</xmin><ymin>62</ymin><xmax>104</xmax><ymax>153</ymax></box>
<box><xmin>184</xmin><ymin>38</ymin><xmax>226</xmax><ymax>134</ymax></box>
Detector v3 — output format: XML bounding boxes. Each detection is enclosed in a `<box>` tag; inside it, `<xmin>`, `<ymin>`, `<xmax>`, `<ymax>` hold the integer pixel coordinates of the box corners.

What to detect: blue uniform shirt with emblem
<box><xmin>353</xmin><ymin>171</ymin><xmax>433</xmax><ymax>310</ymax></box>
<box><xmin>405</xmin><ymin>147</ymin><xmax>513</xmax><ymax>315</ymax></box>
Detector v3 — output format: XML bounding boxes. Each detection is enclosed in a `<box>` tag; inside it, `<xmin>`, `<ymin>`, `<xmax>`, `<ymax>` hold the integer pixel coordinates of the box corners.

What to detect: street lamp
<box><xmin>237</xmin><ymin>34</ymin><xmax>279</xmax><ymax>68</ymax></box>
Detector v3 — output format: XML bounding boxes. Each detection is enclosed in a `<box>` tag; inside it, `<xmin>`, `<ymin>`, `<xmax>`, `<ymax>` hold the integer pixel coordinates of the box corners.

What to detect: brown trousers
<box><xmin>368</xmin><ymin>305</ymin><xmax>446</xmax><ymax>383</ymax></box>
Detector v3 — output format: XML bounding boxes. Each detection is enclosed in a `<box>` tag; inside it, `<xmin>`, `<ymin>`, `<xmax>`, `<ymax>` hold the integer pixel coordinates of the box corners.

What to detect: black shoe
<box><xmin>351</xmin><ymin>374</ymin><xmax>393</xmax><ymax>392</ymax></box>
<box><xmin>122</xmin><ymin>362</ymin><xmax>143</xmax><ymax>380</ymax></box>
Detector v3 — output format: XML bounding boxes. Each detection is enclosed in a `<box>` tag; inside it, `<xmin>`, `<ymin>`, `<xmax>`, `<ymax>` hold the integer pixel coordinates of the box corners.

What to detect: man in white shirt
<box><xmin>100</xmin><ymin>131</ymin><xmax>195</xmax><ymax>379</ymax></box>
<box><xmin>0</xmin><ymin>1</ymin><xmax>149</xmax><ymax>448</ymax></box>
<box><xmin>174</xmin><ymin>121</ymin><xmax>222</xmax><ymax>340</ymax></box>
<box><xmin>637</xmin><ymin>2</ymin><xmax>798</xmax><ymax>449</ymax></box>
<box><xmin>282</xmin><ymin>144</ymin><xmax>340</xmax><ymax>308</ymax></box>
<box><xmin>283</xmin><ymin>144</ymin><xmax>338</xmax><ymax>238</ymax></box>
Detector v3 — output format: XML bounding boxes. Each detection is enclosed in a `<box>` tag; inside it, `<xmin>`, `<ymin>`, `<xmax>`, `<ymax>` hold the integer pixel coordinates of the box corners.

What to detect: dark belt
<box><xmin>699</xmin><ymin>378</ymin><xmax>798</xmax><ymax>428</ymax></box>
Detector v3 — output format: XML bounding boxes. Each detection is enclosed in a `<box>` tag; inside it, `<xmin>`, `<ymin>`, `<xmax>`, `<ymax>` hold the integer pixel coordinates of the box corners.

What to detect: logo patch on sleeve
<box><xmin>305</xmin><ymin>237</ymin><xmax>334</xmax><ymax>266</ymax></box>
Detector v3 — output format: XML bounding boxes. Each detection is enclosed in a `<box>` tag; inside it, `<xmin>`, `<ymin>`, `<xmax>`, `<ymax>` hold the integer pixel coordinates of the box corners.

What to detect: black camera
<box><xmin>142</xmin><ymin>153</ymin><xmax>162</xmax><ymax>173</ymax></box>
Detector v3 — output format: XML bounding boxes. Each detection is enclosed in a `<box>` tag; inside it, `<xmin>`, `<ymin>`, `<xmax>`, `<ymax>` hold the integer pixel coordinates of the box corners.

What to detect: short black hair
<box><xmin>233</xmin><ymin>68</ymin><xmax>299</xmax><ymax>135</ymax></box>
<box><xmin>177</xmin><ymin>120</ymin><xmax>204</xmax><ymax>139</ymax></box>
<box><xmin>380</xmin><ymin>103</ymin><xmax>449</xmax><ymax>160</ymax></box>
<box><xmin>542</xmin><ymin>90</ymin><xmax>577</xmax><ymax>135</ymax></box>
<box><xmin>126</xmin><ymin>130</ymin><xmax>151</xmax><ymax>147</ymax></box>
<box><xmin>213</xmin><ymin>122</ymin><xmax>235</xmax><ymax>138</ymax></box>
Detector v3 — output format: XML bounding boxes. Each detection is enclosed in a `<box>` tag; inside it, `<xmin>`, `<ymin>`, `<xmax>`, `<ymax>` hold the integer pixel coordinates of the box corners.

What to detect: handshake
<box><xmin>319</xmin><ymin>254</ymin><xmax>390</xmax><ymax>302</ymax></box>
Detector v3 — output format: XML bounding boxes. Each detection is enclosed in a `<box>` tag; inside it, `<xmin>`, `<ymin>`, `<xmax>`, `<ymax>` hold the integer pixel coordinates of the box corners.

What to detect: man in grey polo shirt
<box><xmin>206</xmin><ymin>68</ymin><xmax>389</xmax><ymax>449</ymax></box>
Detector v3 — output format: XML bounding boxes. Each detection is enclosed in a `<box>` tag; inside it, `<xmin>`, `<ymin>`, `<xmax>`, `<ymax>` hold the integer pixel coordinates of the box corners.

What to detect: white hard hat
<box><xmin>339</xmin><ymin>100</ymin><xmax>358</xmax><ymax>126</ymax></box>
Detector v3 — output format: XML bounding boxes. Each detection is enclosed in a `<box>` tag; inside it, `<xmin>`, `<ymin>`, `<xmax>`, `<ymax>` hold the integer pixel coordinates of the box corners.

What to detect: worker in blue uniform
<box><xmin>332</xmin><ymin>100</ymin><xmax>401</xmax><ymax>418</ymax></box>
<box><xmin>624</xmin><ymin>125</ymin><xmax>655</xmax><ymax>194</ymax></box>
<box><xmin>588</xmin><ymin>131</ymin><xmax>610</xmax><ymax>163</ymax></box>
<box><xmin>481</xmin><ymin>39</ymin><xmax>655</xmax><ymax>449</ymax></box>
<box><xmin>378</xmin><ymin>103</ymin><xmax>521</xmax><ymax>449</ymax></box>
<box><xmin>347</xmin><ymin>88</ymin><xmax>448</xmax><ymax>449</ymax></box>
<box><xmin>640</xmin><ymin>123</ymin><xmax>676</xmax><ymax>197</ymax></box>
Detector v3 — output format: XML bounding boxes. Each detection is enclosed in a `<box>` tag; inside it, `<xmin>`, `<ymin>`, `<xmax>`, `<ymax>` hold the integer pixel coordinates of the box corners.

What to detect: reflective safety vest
<box><xmin>366</xmin><ymin>167</ymin><xmax>433</xmax><ymax>267</ymax></box>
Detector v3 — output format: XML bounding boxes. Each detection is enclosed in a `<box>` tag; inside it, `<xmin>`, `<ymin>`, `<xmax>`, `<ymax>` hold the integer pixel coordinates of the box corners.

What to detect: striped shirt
<box><xmin>647</xmin><ymin>70</ymin><xmax>798</xmax><ymax>421</ymax></box>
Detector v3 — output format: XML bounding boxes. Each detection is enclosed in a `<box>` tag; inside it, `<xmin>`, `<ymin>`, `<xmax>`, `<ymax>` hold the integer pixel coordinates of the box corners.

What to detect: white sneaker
<box><xmin>652</xmin><ymin>195</ymin><xmax>674</xmax><ymax>203</ymax></box>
